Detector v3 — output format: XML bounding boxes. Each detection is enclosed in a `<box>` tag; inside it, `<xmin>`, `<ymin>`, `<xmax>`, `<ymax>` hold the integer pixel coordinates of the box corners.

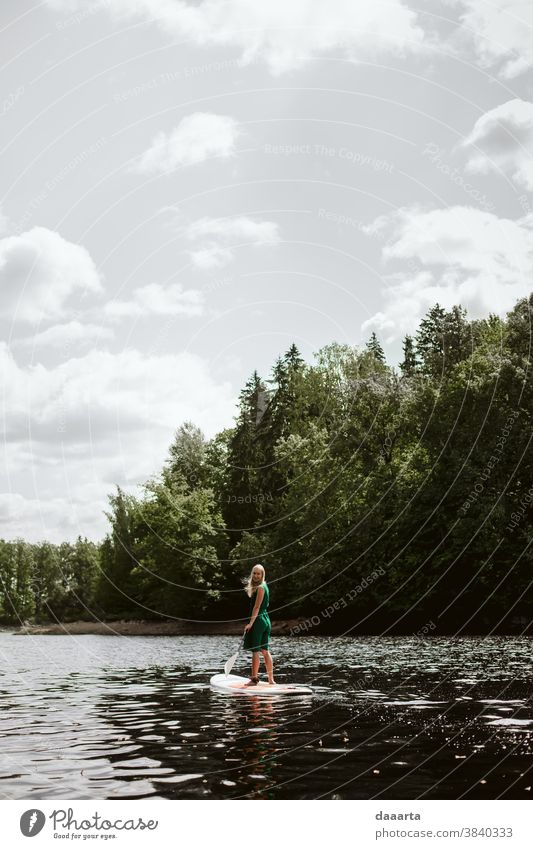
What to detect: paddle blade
<box><xmin>224</xmin><ymin>651</ymin><xmax>239</xmax><ymax>676</ymax></box>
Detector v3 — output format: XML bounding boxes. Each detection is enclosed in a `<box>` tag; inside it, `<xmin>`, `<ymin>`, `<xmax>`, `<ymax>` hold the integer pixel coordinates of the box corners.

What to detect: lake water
<box><xmin>0</xmin><ymin>634</ymin><xmax>531</xmax><ymax>800</ymax></box>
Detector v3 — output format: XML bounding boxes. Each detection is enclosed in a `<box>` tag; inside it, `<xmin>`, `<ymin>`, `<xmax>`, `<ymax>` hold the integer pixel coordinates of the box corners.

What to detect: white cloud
<box><xmin>45</xmin><ymin>0</ymin><xmax>425</xmax><ymax>75</ymax></box>
<box><xmin>0</xmin><ymin>227</ymin><xmax>102</xmax><ymax>323</ymax></box>
<box><xmin>456</xmin><ymin>0</ymin><xmax>533</xmax><ymax>78</ymax></box>
<box><xmin>188</xmin><ymin>245</ymin><xmax>234</xmax><ymax>271</ymax></box>
<box><xmin>184</xmin><ymin>216</ymin><xmax>280</xmax><ymax>269</ymax></box>
<box><xmin>0</xmin><ymin>343</ymin><xmax>236</xmax><ymax>541</ymax></box>
<box><xmin>362</xmin><ymin>205</ymin><xmax>533</xmax><ymax>341</ymax></box>
<box><xmin>104</xmin><ymin>281</ymin><xmax>205</xmax><ymax>319</ymax></box>
<box><xmin>16</xmin><ymin>321</ymin><xmax>114</xmax><ymax>349</ymax></box>
<box><xmin>461</xmin><ymin>99</ymin><xmax>533</xmax><ymax>190</ymax></box>
<box><xmin>186</xmin><ymin>218</ymin><xmax>278</xmax><ymax>241</ymax></box>
<box><xmin>0</xmin><ymin>343</ymin><xmax>235</xmax><ymax>445</ymax></box>
<box><xmin>133</xmin><ymin>113</ymin><xmax>240</xmax><ymax>174</ymax></box>
<box><xmin>0</xmin><ymin>492</ymin><xmax>93</xmax><ymax>544</ymax></box>
<box><xmin>362</xmin><ymin>270</ymin><xmax>442</xmax><ymax>342</ymax></box>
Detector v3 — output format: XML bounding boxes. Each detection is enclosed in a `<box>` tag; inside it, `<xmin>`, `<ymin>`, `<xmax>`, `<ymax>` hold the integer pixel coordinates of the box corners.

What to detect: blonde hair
<box><xmin>244</xmin><ymin>563</ymin><xmax>265</xmax><ymax>598</ymax></box>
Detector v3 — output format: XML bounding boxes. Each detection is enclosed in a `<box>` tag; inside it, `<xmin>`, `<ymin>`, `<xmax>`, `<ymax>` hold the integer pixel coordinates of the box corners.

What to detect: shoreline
<box><xmin>8</xmin><ymin>618</ymin><xmax>304</xmax><ymax>636</ymax></box>
<box><xmin>4</xmin><ymin>618</ymin><xmax>531</xmax><ymax>637</ymax></box>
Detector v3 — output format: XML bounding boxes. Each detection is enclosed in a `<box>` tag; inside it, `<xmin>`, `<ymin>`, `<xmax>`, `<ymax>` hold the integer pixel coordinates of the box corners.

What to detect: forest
<box><xmin>1</xmin><ymin>294</ymin><xmax>532</xmax><ymax>633</ymax></box>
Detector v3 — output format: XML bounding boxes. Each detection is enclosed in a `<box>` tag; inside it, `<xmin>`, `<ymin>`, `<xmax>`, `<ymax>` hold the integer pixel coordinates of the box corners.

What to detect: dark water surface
<box><xmin>0</xmin><ymin>634</ymin><xmax>531</xmax><ymax>800</ymax></box>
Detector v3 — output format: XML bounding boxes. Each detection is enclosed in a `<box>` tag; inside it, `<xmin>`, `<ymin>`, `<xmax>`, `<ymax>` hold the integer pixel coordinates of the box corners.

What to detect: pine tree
<box><xmin>415</xmin><ymin>303</ymin><xmax>446</xmax><ymax>376</ymax></box>
<box><xmin>257</xmin><ymin>345</ymin><xmax>306</xmax><ymax>498</ymax></box>
<box><xmin>400</xmin><ymin>334</ymin><xmax>417</xmax><ymax>377</ymax></box>
<box><xmin>366</xmin><ymin>331</ymin><xmax>386</xmax><ymax>363</ymax></box>
<box><xmin>442</xmin><ymin>305</ymin><xmax>470</xmax><ymax>369</ymax></box>
<box><xmin>284</xmin><ymin>343</ymin><xmax>305</xmax><ymax>371</ymax></box>
<box><xmin>224</xmin><ymin>371</ymin><xmax>270</xmax><ymax>541</ymax></box>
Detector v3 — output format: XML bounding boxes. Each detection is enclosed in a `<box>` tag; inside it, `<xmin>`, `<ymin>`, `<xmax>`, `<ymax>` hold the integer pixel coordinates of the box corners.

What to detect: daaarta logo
<box><xmin>20</xmin><ymin>810</ymin><xmax>46</xmax><ymax>837</ymax></box>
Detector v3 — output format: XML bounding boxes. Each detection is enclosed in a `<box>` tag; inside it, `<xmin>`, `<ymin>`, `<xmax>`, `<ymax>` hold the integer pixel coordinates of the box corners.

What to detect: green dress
<box><xmin>243</xmin><ymin>581</ymin><xmax>271</xmax><ymax>651</ymax></box>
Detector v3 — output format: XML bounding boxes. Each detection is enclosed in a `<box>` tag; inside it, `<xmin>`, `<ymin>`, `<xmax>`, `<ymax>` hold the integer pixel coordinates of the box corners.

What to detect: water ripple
<box><xmin>0</xmin><ymin>634</ymin><xmax>531</xmax><ymax>799</ymax></box>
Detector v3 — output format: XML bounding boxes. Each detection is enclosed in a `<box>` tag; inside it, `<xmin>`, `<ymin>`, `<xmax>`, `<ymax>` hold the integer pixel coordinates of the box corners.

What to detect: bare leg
<box><xmin>244</xmin><ymin>651</ymin><xmax>260</xmax><ymax>685</ymax></box>
<box><xmin>261</xmin><ymin>649</ymin><xmax>275</xmax><ymax>684</ymax></box>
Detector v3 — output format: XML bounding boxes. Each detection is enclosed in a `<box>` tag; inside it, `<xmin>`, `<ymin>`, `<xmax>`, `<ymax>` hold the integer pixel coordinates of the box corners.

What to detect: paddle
<box><xmin>224</xmin><ymin>633</ymin><xmax>245</xmax><ymax>676</ymax></box>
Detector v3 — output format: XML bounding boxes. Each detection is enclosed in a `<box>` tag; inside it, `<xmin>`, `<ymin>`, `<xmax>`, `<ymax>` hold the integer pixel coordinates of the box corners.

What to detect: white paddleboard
<box><xmin>210</xmin><ymin>673</ymin><xmax>312</xmax><ymax>695</ymax></box>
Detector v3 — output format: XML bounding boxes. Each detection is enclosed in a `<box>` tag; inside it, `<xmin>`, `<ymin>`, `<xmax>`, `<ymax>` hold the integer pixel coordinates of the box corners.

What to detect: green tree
<box><xmin>506</xmin><ymin>293</ymin><xmax>533</xmax><ymax>361</ymax></box>
<box><xmin>400</xmin><ymin>334</ymin><xmax>417</xmax><ymax>377</ymax></box>
<box><xmin>224</xmin><ymin>371</ymin><xmax>270</xmax><ymax>541</ymax></box>
<box><xmin>415</xmin><ymin>303</ymin><xmax>446</xmax><ymax>376</ymax></box>
<box><xmin>70</xmin><ymin>537</ymin><xmax>100</xmax><ymax>615</ymax></box>
<box><xmin>135</xmin><ymin>478</ymin><xmax>223</xmax><ymax>618</ymax></box>
<box><xmin>256</xmin><ymin>345</ymin><xmax>306</xmax><ymax>500</ymax></box>
<box><xmin>366</xmin><ymin>331</ymin><xmax>386</xmax><ymax>363</ymax></box>
<box><xmin>166</xmin><ymin>421</ymin><xmax>209</xmax><ymax>491</ymax></box>
<box><xmin>96</xmin><ymin>487</ymin><xmax>141</xmax><ymax>617</ymax></box>
<box><xmin>33</xmin><ymin>542</ymin><xmax>60</xmax><ymax>621</ymax></box>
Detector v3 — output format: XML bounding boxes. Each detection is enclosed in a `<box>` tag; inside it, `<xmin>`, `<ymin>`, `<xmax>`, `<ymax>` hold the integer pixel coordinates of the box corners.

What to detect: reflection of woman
<box><xmin>243</xmin><ymin>564</ymin><xmax>275</xmax><ymax>686</ymax></box>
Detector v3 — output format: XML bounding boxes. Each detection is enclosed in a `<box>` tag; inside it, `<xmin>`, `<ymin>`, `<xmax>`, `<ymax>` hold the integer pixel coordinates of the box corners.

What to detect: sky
<box><xmin>0</xmin><ymin>0</ymin><xmax>532</xmax><ymax>542</ymax></box>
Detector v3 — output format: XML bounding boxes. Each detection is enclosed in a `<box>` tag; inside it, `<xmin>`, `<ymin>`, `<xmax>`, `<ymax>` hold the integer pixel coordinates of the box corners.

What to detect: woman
<box><xmin>243</xmin><ymin>564</ymin><xmax>275</xmax><ymax>686</ymax></box>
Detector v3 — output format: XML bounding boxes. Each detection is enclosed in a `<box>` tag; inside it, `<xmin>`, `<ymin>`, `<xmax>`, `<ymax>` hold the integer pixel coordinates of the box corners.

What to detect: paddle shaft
<box><xmin>224</xmin><ymin>633</ymin><xmax>246</xmax><ymax>676</ymax></box>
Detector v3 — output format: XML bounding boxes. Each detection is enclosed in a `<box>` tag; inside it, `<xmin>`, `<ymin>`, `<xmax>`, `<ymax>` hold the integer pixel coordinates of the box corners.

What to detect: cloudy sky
<box><xmin>1</xmin><ymin>0</ymin><xmax>532</xmax><ymax>542</ymax></box>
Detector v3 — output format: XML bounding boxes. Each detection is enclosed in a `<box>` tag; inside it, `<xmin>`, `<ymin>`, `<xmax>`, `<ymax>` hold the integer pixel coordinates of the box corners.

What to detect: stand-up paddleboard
<box><xmin>210</xmin><ymin>673</ymin><xmax>312</xmax><ymax>695</ymax></box>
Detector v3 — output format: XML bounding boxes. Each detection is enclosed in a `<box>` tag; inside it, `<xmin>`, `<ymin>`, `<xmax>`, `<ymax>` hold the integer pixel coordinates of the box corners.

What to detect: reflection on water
<box><xmin>0</xmin><ymin>634</ymin><xmax>531</xmax><ymax>799</ymax></box>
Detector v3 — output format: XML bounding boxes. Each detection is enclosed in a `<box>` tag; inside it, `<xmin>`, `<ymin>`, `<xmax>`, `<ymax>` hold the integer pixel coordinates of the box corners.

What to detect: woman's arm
<box><xmin>245</xmin><ymin>587</ymin><xmax>264</xmax><ymax>631</ymax></box>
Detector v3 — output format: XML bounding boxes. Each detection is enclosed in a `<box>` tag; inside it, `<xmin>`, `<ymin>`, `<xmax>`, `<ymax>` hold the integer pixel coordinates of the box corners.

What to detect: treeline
<box><xmin>1</xmin><ymin>295</ymin><xmax>532</xmax><ymax>632</ymax></box>
<box><xmin>0</xmin><ymin>538</ymin><xmax>99</xmax><ymax>623</ymax></box>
